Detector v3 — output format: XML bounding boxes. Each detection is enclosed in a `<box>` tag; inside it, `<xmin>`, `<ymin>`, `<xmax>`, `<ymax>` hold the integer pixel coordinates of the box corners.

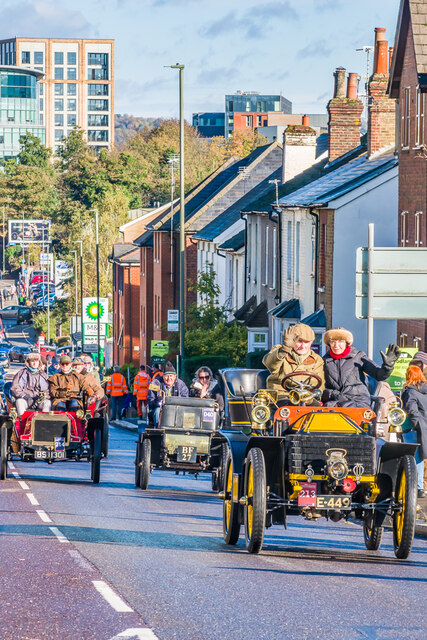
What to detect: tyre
<box><xmin>217</xmin><ymin>442</ymin><xmax>229</xmax><ymax>494</ymax></box>
<box><xmin>363</xmin><ymin>514</ymin><xmax>383</xmax><ymax>550</ymax></box>
<box><xmin>101</xmin><ymin>413</ymin><xmax>109</xmax><ymax>458</ymax></box>
<box><xmin>0</xmin><ymin>425</ymin><xmax>8</xmax><ymax>480</ymax></box>
<box><xmin>135</xmin><ymin>435</ymin><xmax>143</xmax><ymax>487</ymax></box>
<box><xmin>243</xmin><ymin>447</ymin><xmax>266</xmax><ymax>554</ymax></box>
<box><xmin>91</xmin><ymin>427</ymin><xmax>102</xmax><ymax>484</ymax></box>
<box><xmin>393</xmin><ymin>455</ymin><xmax>417</xmax><ymax>559</ymax></box>
<box><xmin>223</xmin><ymin>452</ymin><xmax>240</xmax><ymax>545</ymax></box>
<box><xmin>139</xmin><ymin>438</ymin><xmax>151</xmax><ymax>490</ymax></box>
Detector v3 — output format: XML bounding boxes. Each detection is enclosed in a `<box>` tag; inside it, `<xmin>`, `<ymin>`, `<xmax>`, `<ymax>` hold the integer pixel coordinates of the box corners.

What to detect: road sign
<box><xmin>356</xmin><ymin>247</ymin><xmax>427</xmax><ymax>319</ymax></box>
<box><xmin>387</xmin><ymin>347</ymin><xmax>418</xmax><ymax>391</ymax></box>
<box><xmin>167</xmin><ymin>309</ymin><xmax>179</xmax><ymax>332</ymax></box>
<box><xmin>83</xmin><ymin>322</ymin><xmax>107</xmax><ymax>336</ymax></box>
<box><xmin>150</xmin><ymin>340</ymin><xmax>169</xmax><ymax>364</ymax></box>
<box><xmin>8</xmin><ymin>219</ymin><xmax>51</xmax><ymax>245</ymax></box>
<box><xmin>83</xmin><ymin>297</ymin><xmax>109</xmax><ymax>323</ymax></box>
<box><xmin>84</xmin><ymin>335</ymin><xmax>105</xmax><ymax>347</ymax></box>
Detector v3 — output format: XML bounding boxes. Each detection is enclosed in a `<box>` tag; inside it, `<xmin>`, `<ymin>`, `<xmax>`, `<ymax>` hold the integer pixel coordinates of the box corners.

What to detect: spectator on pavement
<box><xmin>402</xmin><ymin>365</ymin><xmax>427</xmax><ymax>499</ymax></box>
<box><xmin>151</xmin><ymin>364</ymin><xmax>163</xmax><ymax>383</ymax></box>
<box><xmin>147</xmin><ymin>362</ymin><xmax>188</xmax><ymax>428</ymax></box>
<box><xmin>106</xmin><ymin>365</ymin><xmax>128</xmax><ymax>421</ymax></box>
<box><xmin>11</xmin><ymin>352</ymin><xmax>51</xmax><ymax>416</ymax></box>
<box><xmin>133</xmin><ymin>364</ymin><xmax>152</xmax><ymax>418</ymax></box>
<box><xmin>49</xmin><ymin>355</ymin><xmax>94</xmax><ymax>411</ymax></box>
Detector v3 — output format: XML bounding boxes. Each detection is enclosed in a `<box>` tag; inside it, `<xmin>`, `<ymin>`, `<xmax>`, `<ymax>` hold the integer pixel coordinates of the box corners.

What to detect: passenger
<box><xmin>262</xmin><ymin>323</ymin><xmax>325</xmax><ymax>400</ymax></box>
<box><xmin>49</xmin><ymin>355</ymin><xmax>94</xmax><ymax>411</ymax></box>
<box><xmin>73</xmin><ymin>357</ymin><xmax>104</xmax><ymax>407</ymax></box>
<box><xmin>48</xmin><ymin>357</ymin><xmax>60</xmax><ymax>377</ymax></box>
<box><xmin>323</xmin><ymin>327</ymin><xmax>400</xmax><ymax>408</ymax></box>
<box><xmin>147</xmin><ymin>362</ymin><xmax>188</xmax><ymax>427</ymax></box>
<box><xmin>401</xmin><ymin>365</ymin><xmax>427</xmax><ymax>498</ymax></box>
<box><xmin>189</xmin><ymin>366</ymin><xmax>224</xmax><ymax>413</ymax></box>
<box><xmin>11</xmin><ymin>352</ymin><xmax>51</xmax><ymax>416</ymax></box>
<box><xmin>81</xmin><ymin>353</ymin><xmax>102</xmax><ymax>385</ymax></box>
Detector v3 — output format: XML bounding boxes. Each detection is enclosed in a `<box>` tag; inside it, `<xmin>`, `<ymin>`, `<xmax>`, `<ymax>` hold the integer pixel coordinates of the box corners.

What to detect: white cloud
<box><xmin>0</xmin><ymin>0</ymin><xmax>94</xmax><ymax>38</ymax></box>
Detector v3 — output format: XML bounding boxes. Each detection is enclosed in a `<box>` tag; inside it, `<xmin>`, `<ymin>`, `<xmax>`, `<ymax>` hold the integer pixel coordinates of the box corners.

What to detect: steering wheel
<box><xmin>281</xmin><ymin>370</ymin><xmax>322</xmax><ymax>392</ymax></box>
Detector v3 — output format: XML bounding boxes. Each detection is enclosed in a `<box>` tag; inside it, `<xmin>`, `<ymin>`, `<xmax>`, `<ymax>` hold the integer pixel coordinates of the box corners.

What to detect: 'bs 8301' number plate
<box><xmin>34</xmin><ymin>450</ymin><xmax>66</xmax><ymax>460</ymax></box>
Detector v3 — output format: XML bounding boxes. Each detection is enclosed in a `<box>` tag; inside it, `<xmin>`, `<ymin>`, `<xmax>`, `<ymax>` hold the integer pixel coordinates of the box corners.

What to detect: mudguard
<box><xmin>0</xmin><ymin>414</ymin><xmax>14</xmax><ymax>440</ymax></box>
<box><xmin>220</xmin><ymin>430</ymin><xmax>250</xmax><ymax>476</ymax></box>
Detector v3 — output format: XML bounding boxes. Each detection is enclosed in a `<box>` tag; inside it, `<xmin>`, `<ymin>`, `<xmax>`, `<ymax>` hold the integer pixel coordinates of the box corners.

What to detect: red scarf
<box><xmin>328</xmin><ymin>345</ymin><xmax>351</xmax><ymax>360</ymax></box>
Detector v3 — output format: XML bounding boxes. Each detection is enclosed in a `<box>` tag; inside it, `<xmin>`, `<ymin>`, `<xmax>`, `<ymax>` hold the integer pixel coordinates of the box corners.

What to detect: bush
<box><xmin>185</xmin><ymin>322</ymin><xmax>247</xmax><ymax>367</ymax></box>
<box><xmin>246</xmin><ymin>350</ymin><xmax>268</xmax><ymax>369</ymax></box>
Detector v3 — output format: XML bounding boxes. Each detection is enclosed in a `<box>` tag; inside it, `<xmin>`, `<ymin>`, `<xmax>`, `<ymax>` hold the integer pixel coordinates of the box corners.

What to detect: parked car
<box><xmin>9</xmin><ymin>345</ymin><xmax>34</xmax><ymax>363</ymax></box>
<box><xmin>30</xmin><ymin>275</ymin><xmax>54</xmax><ymax>286</ymax></box>
<box><xmin>0</xmin><ymin>342</ymin><xmax>12</xmax><ymax>355</ymax></box>
<box><xmin>0</xmin><ymin>306</ymin><xmax>32</xmax><ymax>323</ymax></box>
<box><xmin>0</xmin><ymin>353</ymin><xmax>9</xmax><ymax>369</ymax></box>
<box><xmin>36</xmin><ymin>295</ymin><xmax>56</xmax><ymax>309</ymax></box>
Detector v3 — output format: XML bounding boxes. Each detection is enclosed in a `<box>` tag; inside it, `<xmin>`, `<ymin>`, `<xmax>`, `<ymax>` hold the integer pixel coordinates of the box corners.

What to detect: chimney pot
<box><xmin>334</xmin><ymin>67</ymin><xmax>346</xmax><ymax>98</ymax></box>
<box><xmin>375</xmin><ymin>40</ymin><xmax>388</xmax><ymax>74</ymax></box>
<box><xmin>302</xmin><ymin>115</ymin><xmax>310</xmax><ymax>126</ymax></box>
<box><xmin>373</xmin><ymin>27</ymin><xmax>387</xmax><ymax>71</ymax></box>
<box><xmin>346</xmin><ymin>73</ymin><xmax>358</xmax><ymax>99</ymax></box>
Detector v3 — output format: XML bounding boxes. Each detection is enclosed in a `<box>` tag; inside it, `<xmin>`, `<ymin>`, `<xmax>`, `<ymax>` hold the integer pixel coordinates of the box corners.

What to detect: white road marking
<box><xmin>8</xmin><ymin>461</ymin><xmax>15</xmax><ymax>469</ymax></box>
<box><xmin>26</xmin><ymin>492</ymin><xmax>39</xmax><ymax>506</ymax></box>
<box><xmin>67</xmin><ymin>549</ymin><xmax>93</xmax><ymax>570</ymax></box>
<box><xmin>18</xmin><ymin>480</ymin><xmax>29</xmax><ymax>490</ymax></box>
<box><xmin>49</xmin><ymin>526</ymin><xmax>69</xmax><ymax>543</ymax></box>
<box><xmin>36</xmin><ymin>510</ymin><xmax>52</xmax><ymax>523</ymax></box>
<box><xmin>12</xmin><ymin>471</ymin><xmax>20</xmax><ymax>478</ymax></box>
<box><xmin>92</xmin><ymin>581</ymin><xmax>133</xmax><ymax>613</ymax></box>
<box><xmin>108</xmin><ymin>629</ymin><xmax>160</xmax><ymax>640</ymax></box>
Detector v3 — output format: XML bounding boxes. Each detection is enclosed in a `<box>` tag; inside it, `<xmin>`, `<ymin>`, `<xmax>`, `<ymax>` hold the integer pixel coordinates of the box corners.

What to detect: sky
<box><xmin>0</xmin><ymin>0</ymin><xmax>401</xmax><ymax>120</ymax></box>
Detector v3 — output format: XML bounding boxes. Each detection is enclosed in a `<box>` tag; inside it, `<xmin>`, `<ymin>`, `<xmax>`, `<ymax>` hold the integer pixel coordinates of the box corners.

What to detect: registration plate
<box><xmin>298</xmin><ymin>482</ymin><xmax>317</xmax><ymax>507</ymax></box>
<box><xmin>177</xmin><ymin>445</ymin><xmax>197</xmax><ymax>463</ymax></box>
<box><xmin>316</xmin><ymin>495</ymin><xmax>351</xmax><ymax>510</ymax></box>
<box><xmin>34</xmin><ymin>450</ymin><xmax>66</xmax><ymax>460</ymax></box>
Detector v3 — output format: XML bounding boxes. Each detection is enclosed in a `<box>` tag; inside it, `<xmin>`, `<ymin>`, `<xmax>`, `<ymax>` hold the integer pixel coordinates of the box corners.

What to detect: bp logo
<box><xmin>85</xmin><ymin>301</ymin><xmax>104</xmax><ymax>320</ymax></box>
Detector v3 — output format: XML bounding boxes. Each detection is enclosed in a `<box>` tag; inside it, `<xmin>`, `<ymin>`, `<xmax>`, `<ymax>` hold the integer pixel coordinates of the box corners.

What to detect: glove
<box><xmin>380</xmin><ymin>344</ymin><xmax>401</xmax><ymax>368</ymax></box>
<box><xmin>323</xmin><ymin>389</ymin><xmax>340</xmax><ymax>402</ymax></box>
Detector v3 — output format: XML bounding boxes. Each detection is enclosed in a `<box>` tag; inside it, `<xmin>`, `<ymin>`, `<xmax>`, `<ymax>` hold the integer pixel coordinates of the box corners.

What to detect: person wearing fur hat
<box><xmin>322</xmin><ymin>327</ymin><xmax>400</xmax><ymax>408</ymax></box>
<box><xmin>262</xmin><ymin>323</ymin><xmax>325</xmax><ymax>398</ymax></box>
<box><xmin>147</xmin><ymin>361</ymin><xmax>189</xmax><ymax>427</ymax></box>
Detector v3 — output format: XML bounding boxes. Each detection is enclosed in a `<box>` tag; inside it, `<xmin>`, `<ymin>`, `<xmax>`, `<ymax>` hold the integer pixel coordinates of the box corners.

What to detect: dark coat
<box><xmin>401</xmin><ymin>383</ymin><xmax>427</xmax><ymax>459</ymax></box>
<box><xmin>147</xmin><ymin>377</ymin><xmax>189</xmax><ymax>410</ymax></box>
<box><xmin>323</xmin><ymin>346</ymin><xmax>394</xmax><ymax>409</ymax></box>
<box><xmin>189</xmin><ymin>379</ymin><xmax>224</xmax><ymax>412</ymax></box>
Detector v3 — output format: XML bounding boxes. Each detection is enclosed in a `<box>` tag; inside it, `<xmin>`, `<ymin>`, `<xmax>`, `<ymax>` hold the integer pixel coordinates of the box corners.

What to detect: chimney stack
<box><xmin>327</xmin><ymin>67</ymin><xmax>364</xmax><ymax>162</ymax></box>
<box><xmin>302</xmin><ymin>115</ymin><xmax>310</xmax><ymax>126</ymax></box>
<box><xmin>367</xmin><ymin>28</ymin><xmax>396</xmax><ymax>157</ymax></box>
<box><xmin>282</xmin><ymin>123</ymin><xmax>316</xmax><ymax>183</ymax></box>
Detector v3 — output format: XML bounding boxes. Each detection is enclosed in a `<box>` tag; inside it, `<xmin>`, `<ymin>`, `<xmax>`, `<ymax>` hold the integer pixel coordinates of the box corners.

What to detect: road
<box><xmin>1</xmin><ymin>423</ymin><xmax>426</xmax><ymax>640</ymax></box>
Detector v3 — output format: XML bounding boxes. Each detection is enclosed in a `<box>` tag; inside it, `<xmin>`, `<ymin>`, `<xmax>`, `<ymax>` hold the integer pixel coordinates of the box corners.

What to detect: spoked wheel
<box><xmin>223</xmin><ymin>452</ymin><xmax>240</xmax><ymax>545</ymax></box>
<box><xmin>0</xmin><ymin>425</ymin><xmax>8</xmax><ymax>480</ymax></box>
<box><xmin>243</xmin><ymin>447</ymin><xmax>266</xmax><ymax>554</ymax></box>
<box><xmin>139</xmin><ymin>438</ymin><xmax>151</xmax><ymax>490</ymax></box>
<box><xmin>393</xmin><ymin>455</ymin><xmax>417</xmax><ymax>559</ymax></box>
<box><xmin>101</xmin><ymin>413</ymin><xmax>109</xmax><ymax>458</ymax></box>
<box><xmin>363</xmin><ymin>513</ymin><xmax>383</xmax><ymax>550</ymax></box>
<box><xmin>91</xmin><ymin>427</ymin><xmax>102</xmax><ymax>484</ymax></box>
<box><xmin>135</xmin><ymin>435</ymin><xmax>143</xmax><ymax>487</ymax></box>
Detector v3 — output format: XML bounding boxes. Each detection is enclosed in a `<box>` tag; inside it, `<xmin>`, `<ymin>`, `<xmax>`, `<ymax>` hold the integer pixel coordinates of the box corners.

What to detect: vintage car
<box><xmin>135</xmin><ymin>395</ymin><xmax>226</xmax><ymax>490</ymax></box>
<box><xmin>218</xmin><ymin>368</ymin><xmax>418</xmax><ymax>560</ymax></box>
<box><xmin>0</xmin><ymin>383</ymin><xmax>109</xmax><ymax>484</ymax></box>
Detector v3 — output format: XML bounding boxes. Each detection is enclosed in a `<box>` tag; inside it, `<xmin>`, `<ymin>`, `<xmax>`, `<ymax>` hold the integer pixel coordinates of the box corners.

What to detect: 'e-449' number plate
<box><xmin>177</xmin><ymin>446</ymin><xmax>197</xmax><ymax>463</ymax></box>
<box><xmin>316</xmin><ymin>495</ymin><xmax>351</xmax><ymax>509</ymax></box>
<box><xmin>34</xmin><ymin>450</ymin><xmax>66</xmax><ymax>460</ymax></box>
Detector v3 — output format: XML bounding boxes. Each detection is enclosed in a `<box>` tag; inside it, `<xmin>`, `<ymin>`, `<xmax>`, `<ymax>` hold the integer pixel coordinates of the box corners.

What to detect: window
<box><xmin>245</xmin><ymin>115</ymin><xmax>252</xmax><ymax>127</ymax></box>
<box><xmin>402</xmin><ymin>87</ymin><xmax>410</xmax><ymax>147</ymax></box>
<box><xmin>274</xmin><ymin>100</ymin><xmax>280</xmax><ymax>111</ymax></box>
<box><xmin>67</xmin><ymin>83</ymin><xmax>76</xmax><ymax>96</ymax></box>
<box><xmin>88</xmin><ymin>99</ymin><xmax>108</xmax><ymax>111</ymax></box>
<box><xmin>67</xmin><ymin>52</ymin><xmax>76</xmax><ymax>65</ymax></box>
<box><xmin>88</xmin><ymin>53</ymin><xmax>108</xmax><ymax>66</ymax></box>
<box><xmin>245</xmin><ymin>99</ymin><xmax>251</xmax><ymax>112</ymax></box>
<box><xmin>228</xmin><ymin>100</ymin><xmax>233</xmax><ymax>112</ymax></box>
<box><xmin>54</xmin><ymin>99</ymin><xmax>64</xmax><ymax>111</ymax></box>
<box><xmin>54</xmin><ymin>129</ymin><xmax>64</xmax><ymax>141</ymax></box>
<box><xmin>21</xmin><ymin>51</ymin><xmax>30</xmax><ymax>64</ymax></box>
<box><xmin>400</xmin><ymin>211</ymin><xmax>408</xmax><ymax>246</ymax></box>
<box><xmin>88</xmin><ymin>84</ymin><xmax>108</xmax><ymax>96</ymax></box>
<box><xmin>287</xmin><ymin>221</ymin><xmax>292</xmax><ymax>281</ymax></box>
<box><xmin>39</xmin><ymin>98</ymin><xmax>43</xmax><ymax>111</ymax></box>
<box><xmin>87</xmin><ymin>68</ymin><xmax>108</xmax><ymax>80</ymax></box>
<box><xmin>295</xmin><ymin>221</ymin><xmax>300</xmax><ymax>284</ymax></box>
<box><xmin>88</xmin><ymin>114</ymin><xmax>108</xmax><ymax>126</ymax></box>
<box><xmin>54</xmin><ymin>52</ymin><xmax>63</xmax><ymax>65</ymax></box>
<box><xmin>264</xmin><ymin>226</ymin><xmax>269</xmax><ymax>286</ymax></box>
<box><xmin>88</xmin><ymin>130</ymin><xmax>108</xmax><ymax>142</ymax></box>
<box><xmin>54</xmin><ymin>84</ymin><xmax>64</xmax><ymax>95</ymax></box>
<box><xmin>416</xmin><ymin>88</ymin><xmax>425</xmax><ymax>147</ymax></box>
<box><xmin>67</xmin><ymin>67</ymin><xmax>76</xmax><ymax>80</ymax></box>
<box><xmin>272</xmin><ymin>227</ymin><xmax>277</xmax><ymax>290</ymax></box>
<box><xmin>415</xmin><ymin>211</ymin><xmax>423</xmax><ymax>246</ymax></box>
<box><xmin>55</xmin><ymin>114</ymin><xmax>64</xmax><ymax>126</ymax></box>
<box><xmin>54</xmin><ymin>67</ymin><xmax>64</xmax><ymax>80</ymax></box>
<box><xmin>67</xmin><ymin>114</ymin><xmax>76</xmax><ymax>126</ymax></box>
<box><xmin>67</xmin><ymin>99</ymin><xmax>76</xmax><ymax>111</ymax></box>
<box><xmin>39</xmin><ymin>84</ymin><xmax>43</xmax><ymax>96</ymax></box>
<box><xmin>34</xmin><ymin>51</ymin><xmax>43</xmax><ymax>65</ymax></box>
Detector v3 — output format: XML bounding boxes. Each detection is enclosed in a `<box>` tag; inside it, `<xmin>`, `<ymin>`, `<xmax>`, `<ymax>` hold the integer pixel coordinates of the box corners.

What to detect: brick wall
<box><xmin>327</xmin><ymin>98</ymin><xmax>364</xmax><ymax>162</ymax></box>
<box><xmin>318</xmin><ymin>208</ymin><xmax>335</xmax><ymax>328</ymax></box>
<box><xmin>139</xmin><ymin>246</ymin><xmax>153</xmax><ymax>363</ymax></box>
<box><xmin>368</xmin><ymin>74</ymin><xmax>396</xmax><ymax>156</ymax></box>
<box><xmin>396</xmin><ymin>19</ymin><xmax>427</xmax><ymax>348</ymax></box>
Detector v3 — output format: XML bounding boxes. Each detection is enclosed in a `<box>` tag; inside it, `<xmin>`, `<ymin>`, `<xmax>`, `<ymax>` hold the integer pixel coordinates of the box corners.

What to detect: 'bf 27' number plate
<box><xmin>177</xmin><ymin>446</ymin><xmax>197</xmax><ymax>463</ymax></box>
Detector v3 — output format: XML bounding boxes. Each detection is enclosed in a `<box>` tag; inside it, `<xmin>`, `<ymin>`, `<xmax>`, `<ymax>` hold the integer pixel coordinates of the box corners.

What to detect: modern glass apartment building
<box><xmin>0</xmin><ymin>38</ymin><xmax>114</xmax><ymax>152</ymax></box>
<box><xmin>225</xmin><ymin>91</ymin><xmax>292</xmax><ymax>138</ymax></box>
<box><xmin>0</xmin><ymin>65</ymin><xmax>45</xmax><ymax>160</ymax></box>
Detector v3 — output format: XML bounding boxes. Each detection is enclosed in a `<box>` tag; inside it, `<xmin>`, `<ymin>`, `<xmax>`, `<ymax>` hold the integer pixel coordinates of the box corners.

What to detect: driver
<box><xmin>49</xmin><ymin>355</ymin><xmax>94</xmax><ymax>411</ymax></box>
<box><xmin>11</xmin><ymin>352</ymin><xmax>51</xmax><ymax>416</ymax></box>
<box><xmin>262</xmin><ymin>323</ymin><xmax>325</xmax><ymax>401</ymax></box>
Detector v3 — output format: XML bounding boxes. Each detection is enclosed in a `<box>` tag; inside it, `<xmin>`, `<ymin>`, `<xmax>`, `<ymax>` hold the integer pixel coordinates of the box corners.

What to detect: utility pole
<box><xmin>2</xmin><ymin>205</ymin><xmax>5</xmax><ymax>274</ymax></box>
<box><xmin>72</xmin><ymin>249</ymin><xmax>78</xmax><ymax>316</ymax></box>
<box><xmin>94</xmin><ymin>208</ymin><xmax>101</xmax><ymax>368</ymax></box>
<box><xmin>74</xmin><ymin>240</ymin><xmax>83</xmax><ymax>337</ymax></box>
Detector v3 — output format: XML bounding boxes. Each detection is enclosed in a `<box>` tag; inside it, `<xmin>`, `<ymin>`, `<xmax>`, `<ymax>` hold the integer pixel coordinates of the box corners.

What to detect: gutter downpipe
<box><xmin>241</xmin><ymin>213</ymin><xmax>248</xmax><ymax>303</ymax></box>
<box><xmin>308</xmin><ymin>208</ymin><xmax>319</xmax><ymax>312</ymax></box>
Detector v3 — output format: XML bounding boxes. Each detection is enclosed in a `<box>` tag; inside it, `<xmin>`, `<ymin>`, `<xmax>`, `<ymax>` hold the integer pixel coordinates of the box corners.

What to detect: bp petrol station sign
<box><xmin>82</xmin><ymin>297</ymin><xmax>108</xmax><ymax>353</ymax></box>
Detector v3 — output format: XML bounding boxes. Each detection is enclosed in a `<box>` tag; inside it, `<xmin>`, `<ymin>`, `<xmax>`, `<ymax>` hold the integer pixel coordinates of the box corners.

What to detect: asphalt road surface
<box><xmin>1</xmin><ymin>423</ymin><xmax>426</xmax><ymax>640</ymax></box>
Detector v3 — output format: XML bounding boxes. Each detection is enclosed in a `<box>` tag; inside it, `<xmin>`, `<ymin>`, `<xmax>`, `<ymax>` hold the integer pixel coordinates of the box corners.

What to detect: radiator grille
<box><xmin>285</xmin><ymin>434</ymin><xmax>376</xmax><ymax>475</ymax></box>
<box><xmin>31</xmin><ymin>416</ymin><xmax>70</xmax><ymax>446</ymax></box>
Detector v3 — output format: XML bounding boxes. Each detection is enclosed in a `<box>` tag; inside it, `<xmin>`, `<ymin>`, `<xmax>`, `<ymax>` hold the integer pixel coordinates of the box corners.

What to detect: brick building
<box><xmin>111</xmin><ymin>244</ymin><xmax>140</xmax><ymax>366</ymax></box>
<box><xmin>389</xmin><ymin>0</ymin><xmax>427</xmax><ymax>348</ymax></box>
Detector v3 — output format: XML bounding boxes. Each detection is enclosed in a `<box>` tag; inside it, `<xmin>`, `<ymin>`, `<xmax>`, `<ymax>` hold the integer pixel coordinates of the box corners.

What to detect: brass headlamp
<box><xmin>387</xmin><ymin>398</ymin><xmax>406</xmax><ymax>433</ymax></box>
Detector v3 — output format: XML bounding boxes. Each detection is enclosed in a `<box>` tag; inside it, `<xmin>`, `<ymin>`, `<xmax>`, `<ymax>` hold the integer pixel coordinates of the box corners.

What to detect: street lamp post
<box><xmin>72</xmin><ymin>250</ymin><xmax>78</xmax><ymax>316</ymax></box>
<box><xmin>94</xmin><ymin>209</ymin><xmax>101</xmax><ymax>368</ymax></box>
<box><xmin>168</xmin><ymin>64</ymin><xmax>185</xmax><ymax>373</ymax></box>
<box><xmin>2</xmin><ymin>205</ymin><xmax>5</xmax><ymax>275</ymax></box>
<box><xmin>73</xmin><ymin>240</ymin><xmax>83</xmax><ymax>337</ymax></box>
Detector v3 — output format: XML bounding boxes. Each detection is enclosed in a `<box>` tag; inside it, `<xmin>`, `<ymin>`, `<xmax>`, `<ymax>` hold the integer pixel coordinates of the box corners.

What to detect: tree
<box><xmin>17</xmin><ymin>133</ymin><xmax>52</xmax><ymax>169</ymax></box>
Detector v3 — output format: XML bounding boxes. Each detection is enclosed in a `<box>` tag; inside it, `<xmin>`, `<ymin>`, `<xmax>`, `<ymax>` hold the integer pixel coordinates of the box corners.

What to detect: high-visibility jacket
<box><xmin>152</xmin><ymin>371</ymin><xmax>163</xmax><ymax>380</ymax></box>
<box><xmin>106</xmin><ymin>372</ymin><xmax>128</xmax><ymax>397</ymax></box>
<box><xmin>133</xmin><ymin>371</ymin><xmax>151</xmax><ymax>400</ymax></box>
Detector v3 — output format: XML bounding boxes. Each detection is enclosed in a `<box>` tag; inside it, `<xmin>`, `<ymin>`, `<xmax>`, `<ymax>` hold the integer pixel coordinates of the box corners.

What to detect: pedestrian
<box><xmin>401</xmin><ymin>364</ymin><xmax>427</xmax><ymax>499</ymax></box>
<box><xmin>106</xmin><ymin>365</ymin><xmax>128</xmax><ymax>421</ymax></box>
<box><xmin>322</xmin><ymin>328</ymin><xmax>400</xmax><ymax>408</ymax></box>
<box><xmin>151</xmin><ymin>364</ymin><xmax>163</xmax><ymax>383</ymax></box>
<box><xmin>133</xmin><ymin>365</ymin><xmax>151</xmax><ymax>418</ymax></box>
<box><xmin>147</xmin><ymin>362</ymin><xmax>188</xmax><ymax>427</ymax></box>
<box><xmin>189</xmin><ymin>366</ymin><xmax>224</xmax><ymax>413</ymax></box>
<box><xmin>405</xmin><ymin>351</ymin><xmax>427</xmax><ymax>493</ymax></box>
<box><xmin>2</xmin><ymin>288</ymin><xmax>8</xmax><ymax>302</ymax></box>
